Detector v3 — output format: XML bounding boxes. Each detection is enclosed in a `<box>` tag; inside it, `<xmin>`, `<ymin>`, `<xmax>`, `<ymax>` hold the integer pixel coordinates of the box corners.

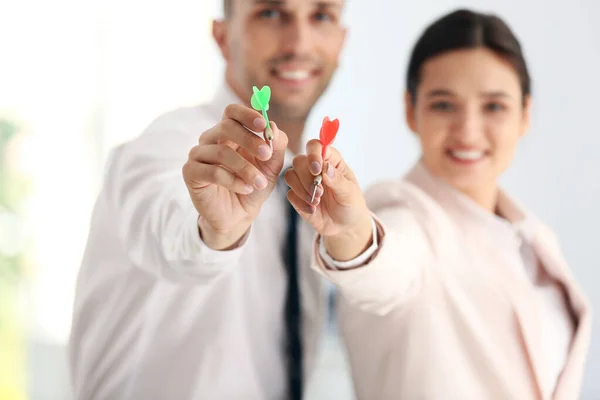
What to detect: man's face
<box><xmin>215</xmin><ymin>0</ymin><xmax>346</xmax><ymax>120</ymax></box>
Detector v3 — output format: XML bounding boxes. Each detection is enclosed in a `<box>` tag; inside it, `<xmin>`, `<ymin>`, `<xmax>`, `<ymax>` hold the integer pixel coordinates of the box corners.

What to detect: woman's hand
<box><xmin>284</xmin><ymin>140</ymin><xmax>374</xmax><ymax>261</ymax></box>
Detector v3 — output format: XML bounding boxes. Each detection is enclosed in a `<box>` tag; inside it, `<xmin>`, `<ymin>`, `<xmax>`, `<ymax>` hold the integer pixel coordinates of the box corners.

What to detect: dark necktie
<box><xmin>279</xmin><ymin>173</ymin><xmax>303</xmax><ymax>400</ymax></box>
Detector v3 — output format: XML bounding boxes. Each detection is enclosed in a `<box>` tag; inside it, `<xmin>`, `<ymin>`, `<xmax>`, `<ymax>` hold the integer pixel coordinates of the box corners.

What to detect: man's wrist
<box><xmin>198</xmin><ymin>217</ymin><xmax>251</xmax><ymax>251</ymax></box>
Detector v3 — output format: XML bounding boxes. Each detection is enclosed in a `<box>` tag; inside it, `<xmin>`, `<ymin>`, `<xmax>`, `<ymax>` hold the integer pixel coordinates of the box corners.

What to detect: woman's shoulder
<box><xmin>364</xmin><ymin>177</ymin><xmax>443</xmax><ymax>215</ymax></box>
<box><xmin>363</xmin><ymin>177</ymin><xmax>458</xmax><ymax>258</ymax></box>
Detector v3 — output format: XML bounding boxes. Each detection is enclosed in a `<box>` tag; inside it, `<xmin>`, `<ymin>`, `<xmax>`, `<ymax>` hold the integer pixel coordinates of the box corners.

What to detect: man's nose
<box><xmin>280</xmin><ymin>17</ymin><xmax>314</xmax><ymax>57</ymax></box>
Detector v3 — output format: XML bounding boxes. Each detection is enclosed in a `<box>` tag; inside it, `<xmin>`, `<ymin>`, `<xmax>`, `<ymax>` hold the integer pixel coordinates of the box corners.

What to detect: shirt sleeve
<box><xmin>104</xmin><ymin>125</ymin><xmax>250</xmax><ymax>284</ymax></box>
<box><xmin>312</xmin><ymin>207</ymin><xmax>433</xmax><ymax>316</ymax></box>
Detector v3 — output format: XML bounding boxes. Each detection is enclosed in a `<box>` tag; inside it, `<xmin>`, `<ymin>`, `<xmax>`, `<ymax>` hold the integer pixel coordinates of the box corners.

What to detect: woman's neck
<box><xmin>462</xmin><ymin>184</ymin><xmax>500</xmax><ymax>214</ymax></box>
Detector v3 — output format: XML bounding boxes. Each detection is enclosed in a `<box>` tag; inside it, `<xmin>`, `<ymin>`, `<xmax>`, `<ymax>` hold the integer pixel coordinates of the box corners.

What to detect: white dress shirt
<box><xmin>513</xmin><ymin>222</ymin><xmax>575</xmax><ymax>397</ymax></box>
<box><xmin>69</xmin><ymin>84</ymin><xmax>332</xmax><ymax>400</ymax></box>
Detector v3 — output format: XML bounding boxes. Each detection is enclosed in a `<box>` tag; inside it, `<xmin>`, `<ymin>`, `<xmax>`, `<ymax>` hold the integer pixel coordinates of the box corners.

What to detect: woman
<box><xmin>284</xmin><ymin>9</ymin><xmax>591</xmax><ymax>400</ymax></box>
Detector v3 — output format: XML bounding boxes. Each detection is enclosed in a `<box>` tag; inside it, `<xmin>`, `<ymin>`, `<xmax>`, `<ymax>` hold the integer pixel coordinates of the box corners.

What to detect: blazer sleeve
<box><xmin>311</xmin><ymin>181</ymin><xmax>435</xmax><ymax>316</ymax></box>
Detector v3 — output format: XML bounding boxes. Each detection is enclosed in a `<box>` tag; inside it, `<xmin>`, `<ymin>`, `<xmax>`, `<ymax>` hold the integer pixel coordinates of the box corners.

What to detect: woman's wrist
<box><xmin>323</xmin><ymin>212</ymin><xmax>374</xmax><ymax>261</ymax></box>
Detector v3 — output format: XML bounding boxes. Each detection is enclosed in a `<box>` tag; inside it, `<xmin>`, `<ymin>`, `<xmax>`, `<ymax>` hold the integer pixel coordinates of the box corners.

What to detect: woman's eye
<box><xmin>484</xmin><ymin>102</ymin><xmax>506</xmax><ymax>112</ymax></box>
<box><xmin>430</xmin><ymin>101</ymin><xmax>454</xmax><ymax>111</ymax></box>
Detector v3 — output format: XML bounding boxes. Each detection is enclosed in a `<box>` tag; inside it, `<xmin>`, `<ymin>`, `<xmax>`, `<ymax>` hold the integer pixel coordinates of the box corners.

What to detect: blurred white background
<box><xmin>1</xmin><ymin>0</ymin><xmax>599</xmax><ymax>398</ymax></box>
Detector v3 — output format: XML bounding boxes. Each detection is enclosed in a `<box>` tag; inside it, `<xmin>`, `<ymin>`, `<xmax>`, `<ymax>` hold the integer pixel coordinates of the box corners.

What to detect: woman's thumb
<box><xmin>321</xmin><ymin>162</ymin><xmax>355</xmax><ymax>204</ymax></box>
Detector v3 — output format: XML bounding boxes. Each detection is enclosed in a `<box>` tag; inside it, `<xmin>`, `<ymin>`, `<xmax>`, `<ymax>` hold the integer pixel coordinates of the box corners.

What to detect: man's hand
<box><xmin>183</xmin><ymin>104</ymin><xmax>288</xmax><ymax>250</ymax></box>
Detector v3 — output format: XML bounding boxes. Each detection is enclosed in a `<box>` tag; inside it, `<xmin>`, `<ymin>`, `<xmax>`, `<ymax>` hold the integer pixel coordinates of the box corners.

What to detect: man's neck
<box><xmin>270</xmin><ymin>117</ymin><xmax>305</xmax><ymax>154</ymax></box>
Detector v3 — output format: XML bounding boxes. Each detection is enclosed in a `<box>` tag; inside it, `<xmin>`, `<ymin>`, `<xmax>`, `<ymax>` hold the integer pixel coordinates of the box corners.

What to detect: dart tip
<box><xmin>264</xmin><ymin>125</ymin><xmax>274</xmax><ymax>149</ymax></box>
<box><xmin>311</xmin><ymin>174</ymin><xmax>322</xmax><ymax>203</ymax></box>
<box><xmin>265</xmin><ymin>125</ymin><xmax>274</xmax><ymax>140</ymax></box>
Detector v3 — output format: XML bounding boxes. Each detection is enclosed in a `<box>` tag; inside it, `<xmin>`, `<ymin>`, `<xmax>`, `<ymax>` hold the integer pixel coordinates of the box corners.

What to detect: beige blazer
<box><xmin>313</xmin><ymin>162</ymin><xmax>591</xmax><ymax>400</ymax></box>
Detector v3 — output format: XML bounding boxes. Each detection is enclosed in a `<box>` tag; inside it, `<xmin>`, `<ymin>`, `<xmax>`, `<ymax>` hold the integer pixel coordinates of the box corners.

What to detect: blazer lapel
<box><xmin>500</xmin><ymin>256</ymin><xmax>547</xmax><ymax>399</ymax></box>
<box><xmin>531</xmin><ymin>230</ymin><xmax>592</xmax><ymax>400</ymax></box>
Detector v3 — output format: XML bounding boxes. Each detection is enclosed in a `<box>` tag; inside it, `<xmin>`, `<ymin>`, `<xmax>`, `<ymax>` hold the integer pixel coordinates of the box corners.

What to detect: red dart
<box><xmin>319</xmin><ymin>116</ymin><xmax>340</xmax><ymax>159</ymax></box>
<box><xmin>311</xmin><ymin>116</ymin><xmax>340</xmax><ymax>203</ymax></box>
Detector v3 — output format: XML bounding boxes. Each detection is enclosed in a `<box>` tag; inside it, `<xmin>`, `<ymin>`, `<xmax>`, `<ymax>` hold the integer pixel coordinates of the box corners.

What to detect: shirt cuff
<box><xmin>318</xmin><ymin>217</ymin><xmax>378</xmax><ymax>269</ymax></box>
<box><xmin>187</xmin><ymin>210</ymin><xmax>251</xmax><ymax>264</ymax></box>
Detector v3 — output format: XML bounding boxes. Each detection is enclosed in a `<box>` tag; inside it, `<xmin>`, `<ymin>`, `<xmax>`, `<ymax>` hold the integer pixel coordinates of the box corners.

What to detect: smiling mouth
<box><xmin>270</xmin><ymin>66</ymin><xmax>321</xmax><ymax>87</ymax></box>
<box><xmin>446</xmin><ymin>149</ymin><xmax>488</xmax><ymax>164</ymax></box>
<box><xmin>274</xmin><ymin>69</ymin><xmax>311</xmax><ymax>80</ymax></box>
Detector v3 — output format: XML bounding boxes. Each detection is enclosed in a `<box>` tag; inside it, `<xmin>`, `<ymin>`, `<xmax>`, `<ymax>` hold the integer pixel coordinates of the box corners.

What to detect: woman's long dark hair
<box><xmin>406</xmin><ymin>9</ymin><xmax>531</xmax><ymax>106</ymax></box>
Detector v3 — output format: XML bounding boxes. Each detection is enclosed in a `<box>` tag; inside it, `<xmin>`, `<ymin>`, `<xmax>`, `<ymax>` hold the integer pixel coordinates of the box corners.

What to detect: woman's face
<box><xmin>406</xmin><ymin>48</ymin><xmax>531</xmax><ymax>197</ymax></box>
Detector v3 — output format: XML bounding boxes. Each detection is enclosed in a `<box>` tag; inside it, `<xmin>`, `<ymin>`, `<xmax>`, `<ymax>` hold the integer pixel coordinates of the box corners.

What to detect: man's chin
<box><xmin>269</xmin><ymin>80</ymin><xmax>327</xmax><ymax>110</ymax></box>
<box><xmin>272</xmin><ymin>105</ymin><xmax>311</xmax><ymax>121</ymax></box>
<box><xmin>269</xmin><ymin>97</ymin><xmax>318</xmax><ymax>120</ymax></box>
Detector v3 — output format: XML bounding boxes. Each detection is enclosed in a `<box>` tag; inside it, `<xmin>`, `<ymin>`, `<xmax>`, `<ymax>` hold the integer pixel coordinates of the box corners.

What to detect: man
<box><xmin>69</xmin><ymin>0</ymin><xmax>347</xmax><ymax>399</ymax></box>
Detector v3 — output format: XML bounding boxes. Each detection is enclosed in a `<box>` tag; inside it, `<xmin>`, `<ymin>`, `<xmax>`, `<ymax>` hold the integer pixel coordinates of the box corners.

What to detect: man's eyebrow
<box><xmin>426</xmin><ymin>89</ymin><xmax>456</xmax><ymax>98</ymax></box>
<box><xmin>314</xmin><ymin>1</ymin><xmax>343</xmax><ymax>10</ymax></box>
<box><xmin>253</xmin><ymin>0</ymin><xmax>284</xmax><ymax>6</ymax></box>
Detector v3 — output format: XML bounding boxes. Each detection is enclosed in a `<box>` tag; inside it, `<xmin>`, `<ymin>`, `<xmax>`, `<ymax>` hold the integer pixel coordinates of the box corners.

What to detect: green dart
<box><xmin>250</xmin><ymin>85</ymin><xmax>273</xmax><ymax>148</ymax></box>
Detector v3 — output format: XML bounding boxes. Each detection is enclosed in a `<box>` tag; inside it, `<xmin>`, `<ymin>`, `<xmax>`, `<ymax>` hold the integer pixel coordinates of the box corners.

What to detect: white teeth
<box><xmin>451</xmin><ymin>150</ymin><xmax>484</xmax><ymax>160</ymax></box>
<box><xmin>277</xmin><ymin>70</ymin><xmax>310</xmax><ymax>81</ymax></box>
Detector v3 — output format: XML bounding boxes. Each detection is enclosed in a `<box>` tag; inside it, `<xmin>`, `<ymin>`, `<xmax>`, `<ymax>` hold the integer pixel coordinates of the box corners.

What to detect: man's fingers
<box><xmin>182</xmin><ymin>161</ymin><xmax>255</xmax><ymax>195</ymax></box>
<box><xmin>257</xmin><ymin>121</ymin><xmax>288</xmax><ymax>182</ymax></box>
<box><xmin>188</xmin><ymin>144</ymin><xmax>269</xmax><ymax>190</ymax></box>
<box><xmin>222</xmin><ymin>103</ymin><xmax>267</xmax><ymax>132</ymax></box>
<box><xmin>268</xmin><ymin>121</ymin><xmax>287</xmax><ymax>159</ymax></box>
<box><xmin>199</xmin><ymin>105</ymin><xmax>272</xmax><ymax>161</ymax></box>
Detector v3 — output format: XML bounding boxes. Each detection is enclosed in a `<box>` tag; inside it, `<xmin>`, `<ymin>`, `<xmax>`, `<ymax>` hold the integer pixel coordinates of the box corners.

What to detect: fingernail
<box><xmin>327</xmin><ymin>163</ymin><xmax>334</xmax><ymax>178</ymax></box>
<box><xmin>308</xmin><ymin>184</ymin><xmax>322</xmax><ymax>201</ymax></box>
<box><xmin>258</xmin><ymin>144</ymin><xmax>271</xmax><ymax>160</ymax></box>
<box><xmin>255</xmin><ymin>174</ymin><xmax>268</xmax><ymax>189</ymax></box>
<box><xmin>243</xmin><ymin>185</ymin><xmax>254</xmax><ymax>194</ymax></box>
<box><xmin>306</xmin><ymin>193</ymin><xmax>320</xmax><ymax>205</ymax></box>
<box><xmin>310</xmin><ymin>161</ymin><xmax>321</xmax><ymax>175</ymax></box>
<box><xmin>316</xmin><ymin>185</ymin><xmax>324</xmax><ymax>197</ymax></box>
<box><xmin>253</xmin><ymin>117</ymin><xmax>266</xmax><ymax>129</ymax></box>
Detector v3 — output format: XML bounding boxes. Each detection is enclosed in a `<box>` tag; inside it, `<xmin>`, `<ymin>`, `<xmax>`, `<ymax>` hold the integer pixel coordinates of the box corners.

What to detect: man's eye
<box><xmin>314</xmin><ymin>12</ymin><xmax>333</xmax><ymax>22</ymax></box>
<box><xmin>258</xmin><ymin>9</ymin><xmax>281</xmax><ymax>19</ymax></box>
